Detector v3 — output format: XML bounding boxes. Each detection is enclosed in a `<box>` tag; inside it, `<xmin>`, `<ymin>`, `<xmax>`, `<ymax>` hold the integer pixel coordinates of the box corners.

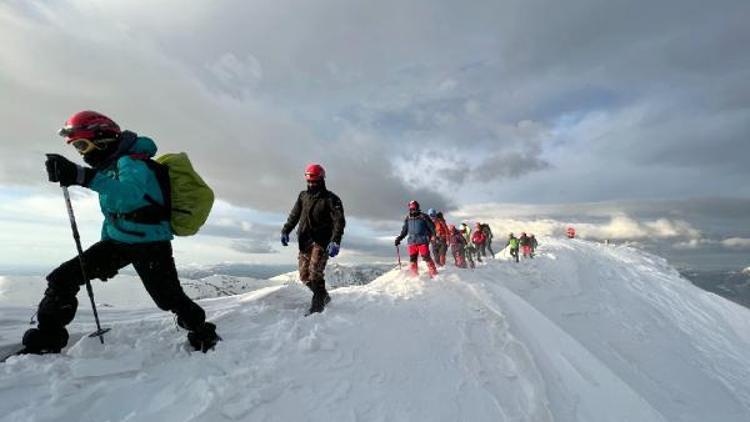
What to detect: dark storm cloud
<box><xmin>199</xmin><ymin>221</ymin><xmax>279</xmax><ymax>240</ymax></box>
<box><xmin>341</xmin><ymin>236</ymin><xmax>395</xmax><ymax>258</ymax></box>
<box><xmin>472</xmin><ymin>151</ymin><xmax>550</xmax><ymax>181</ymax></box>
<box><xmin>200</xmin><ymin>220</ymin><xmax>279</xmax><ymax>254</ymax></box>
<box><xmin>1</xmin><ymin>0</ymin><xmax>749</xmax><ymax>221</ymax></box>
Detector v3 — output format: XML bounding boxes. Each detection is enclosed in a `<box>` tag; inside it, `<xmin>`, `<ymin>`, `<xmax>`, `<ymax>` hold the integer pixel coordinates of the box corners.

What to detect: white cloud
<box><xmin>206</xmin><ymin>53</ymin><xmax>263</xmax><ymax>96</ymax></box>
<box><xmin>672</xmin><ymin>238</ymin><xmax>716</xmax><ymax>250</ymax></box>
<box><xmin>451</xmin><ymin>204</ymin><xmax>702</xmax><ymax>242</ymax></box>
<box><xmin>720</xmin><ymin>238</ymin><xmax>750</xmax><ymax>250</ymax></box>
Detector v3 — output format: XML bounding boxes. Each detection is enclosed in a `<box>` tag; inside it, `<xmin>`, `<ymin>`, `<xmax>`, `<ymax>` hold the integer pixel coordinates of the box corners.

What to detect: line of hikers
<box><xmin>24</xmin><ymin>109</ymin><xmax>538</xmax><ymax>356</ymax></box>
<box><xmin>505</xmin><ymin>232</ymin><xmax>539</xmax><ymax>263</ymax></box>
<box><xmin>394</xmin><ymin>201</ymin><xmax>498</xmax><ymax>277</ymax></box>
<box><xmin>393</xmin><ymin>201</ymin><xmax>541</xmax><ymax>277</ymax></box>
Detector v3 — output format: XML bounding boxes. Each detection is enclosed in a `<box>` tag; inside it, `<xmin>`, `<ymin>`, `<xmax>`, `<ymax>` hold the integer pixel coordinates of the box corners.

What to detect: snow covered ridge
<box><xmin>1</xmin><ymin>238</ymin><xmax>750</xmax><ymax>421</ymax></box>
<box><xmin>271</xmin><ymin>262</ymin><xmax>394</xmax><ymax>288</ymax></box>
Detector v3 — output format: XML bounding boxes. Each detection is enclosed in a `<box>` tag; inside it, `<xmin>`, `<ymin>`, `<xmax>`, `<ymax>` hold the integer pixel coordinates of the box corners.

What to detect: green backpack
<box><xmin>155</xmin><ymin>153</ymin><xmax>214</xmax><ymax>236</ymax></box>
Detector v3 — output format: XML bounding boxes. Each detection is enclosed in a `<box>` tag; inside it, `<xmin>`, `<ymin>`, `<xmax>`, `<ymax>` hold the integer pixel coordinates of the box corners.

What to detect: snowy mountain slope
<box><xmin>491</xmin><ymin>240</ymin><xmax>750</xmax><ymax>421</ymax></box>
<box><xmin>0</xmin><ymin>239</ymin><xmax>749</xmax><ymax>422</ymax></box>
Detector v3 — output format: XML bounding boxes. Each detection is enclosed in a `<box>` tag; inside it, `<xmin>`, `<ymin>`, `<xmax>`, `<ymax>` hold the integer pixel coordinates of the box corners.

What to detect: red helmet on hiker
<box><xmin>58</xmin><ymin>111</ymin><xmax>121</xmax><ymax>155</ymax></box>
<box><xmin>59</xmin><ymin>111</ymin><xmax>120</xmax><ymax>142</ymax></box>
<box><xmin>304</xmin><ymin>164</ymin><xmax>326</xmax><ymax>181</ymax></box>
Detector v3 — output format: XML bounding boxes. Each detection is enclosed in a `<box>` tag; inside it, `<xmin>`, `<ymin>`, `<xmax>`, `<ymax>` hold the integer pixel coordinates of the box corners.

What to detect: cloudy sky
<box><xmin>1</xmin><ymin>0</ymin><xmax>748</xmax><ymax>273</ymax></box>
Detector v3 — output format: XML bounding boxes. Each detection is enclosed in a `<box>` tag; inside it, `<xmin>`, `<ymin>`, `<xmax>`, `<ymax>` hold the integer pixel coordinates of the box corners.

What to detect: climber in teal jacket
<box><xmin>87</xmin><ymin>133</ymin><xmax>173</xmax><ymax>243</ymax></box>
<box><xmin>23</xmin><ymin>110</ymin><xmax>219</xmax><ymax>355</ymax></box>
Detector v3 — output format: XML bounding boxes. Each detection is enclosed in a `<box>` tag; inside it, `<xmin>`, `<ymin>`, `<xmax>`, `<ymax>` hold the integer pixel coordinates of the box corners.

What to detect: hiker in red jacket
<box><xmin>448</xmin><ymin>225</ymin><xmax>470</xmax><ymax>268</ymax></box>
<box><xmin>519</xmin><ymin>232</ymin><xmax>532</xmax><ymax>259</ymax></box>
<box><xmin>471</xmin><ymin>223</ymin><xmax>487</xmax><ymax>263</ymax></box>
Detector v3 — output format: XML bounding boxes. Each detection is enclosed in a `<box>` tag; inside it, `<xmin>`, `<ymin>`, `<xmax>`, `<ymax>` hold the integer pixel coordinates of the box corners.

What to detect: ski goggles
<box><xmin>67</xmin><ymin>137</ymin><xmax>116</xmax><ymax>155</ymax></box>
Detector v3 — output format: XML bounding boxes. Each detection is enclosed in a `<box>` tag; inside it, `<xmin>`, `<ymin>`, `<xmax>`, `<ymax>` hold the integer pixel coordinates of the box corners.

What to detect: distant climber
<box><xmin>506</xmin><ymin>233</ymin><xmax>520</xmax><ymax>263</ymax></box>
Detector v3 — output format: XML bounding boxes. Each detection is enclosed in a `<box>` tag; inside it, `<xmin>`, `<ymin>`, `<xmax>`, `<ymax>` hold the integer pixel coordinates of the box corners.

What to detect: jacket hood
<box><xmin>95</xmin><ymin>131</ymin><xmax>157</xmax><ymax>169</ymax></box>
<box><xmin>127</xmin><ymin>136</ymin><xmax>157</xmax><ymax>157</ymax></box>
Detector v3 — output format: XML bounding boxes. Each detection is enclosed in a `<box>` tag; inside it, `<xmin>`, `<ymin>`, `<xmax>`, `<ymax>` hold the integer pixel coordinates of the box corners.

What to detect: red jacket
<box><xmin>471</xmin><ymin>230</ymin><xmax>487</xmax><ymax>245</ymax></box>
<box><xmin>433</xmin><ymin>217</ymin><xmax>449</xmax><ymax>242</ymax></box>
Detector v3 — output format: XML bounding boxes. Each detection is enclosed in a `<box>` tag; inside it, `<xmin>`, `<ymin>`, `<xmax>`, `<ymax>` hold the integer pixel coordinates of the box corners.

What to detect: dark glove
<box><xmin>327</xmin><ymin>242</ymin><xmax>340</xmax><ymax>258</ymax></box>
<box><xmin>394</xmin><ymin>237</ymin><xmax>401</xmax><ymax>246</ymax></box>
<box><xmin>45</xmin><ymin>154</ymin><xmax>95</xmax><ymax>187</ymax></box>
<box><xmin>281</xmin><ymin>232</ymin><xmax>290</xmax><ymax>247</ymax></box>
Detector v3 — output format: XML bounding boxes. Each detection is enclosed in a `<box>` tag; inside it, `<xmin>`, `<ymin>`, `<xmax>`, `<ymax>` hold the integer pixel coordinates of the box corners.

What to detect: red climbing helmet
<box><xmin>58</xmin><ymin>110</ymin><xmax>121</xmax><ymax>142</ymax></box>
<box><xmin>304</xmin><ymin>163</ymin><xmax>326</xmax><ymax>181</ymax></box>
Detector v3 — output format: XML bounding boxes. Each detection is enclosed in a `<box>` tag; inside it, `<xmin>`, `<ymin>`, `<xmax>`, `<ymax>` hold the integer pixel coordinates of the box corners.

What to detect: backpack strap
<box><xmin>109</xmin><ymin>155</ymin><xmax>171</xmax><ymax>226</ymax></box>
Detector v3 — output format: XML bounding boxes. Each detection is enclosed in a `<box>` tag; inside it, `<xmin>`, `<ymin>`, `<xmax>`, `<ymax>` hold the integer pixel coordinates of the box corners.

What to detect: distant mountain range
<box><xmin>270</xmin><ymin>263</ymin><xmax>395</xmax><ymax>288</ymax></box>
<box><xmin>681</xmin><ymin>269</ymin><xmax>750</xmax><ymax>308</ymax></box>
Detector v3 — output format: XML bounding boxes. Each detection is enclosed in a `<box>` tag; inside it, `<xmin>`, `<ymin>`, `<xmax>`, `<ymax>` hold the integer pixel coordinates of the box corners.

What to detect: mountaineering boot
<box><xmin>308</xmin><ymin>282</ymin><xmax>331</xmax><ymax>315</ymax></box>
<box><xmin>21</xmin><ymin>327</ymin><xmax>69</xmax><ymax>354</ymax></box>
<box><xmin>427</xmin><ymin>261</ymin><xmax>438</xmax><ymax>278</ymax></box>
<box><xmin>409</xmin><ymin>262</ymin><xmax>419</xmax><ymax>277</ymax></box>
<box><xmin>187</xmin><ymin>322</ymin><xmax>220</xmax><ymax>353</ymax></box>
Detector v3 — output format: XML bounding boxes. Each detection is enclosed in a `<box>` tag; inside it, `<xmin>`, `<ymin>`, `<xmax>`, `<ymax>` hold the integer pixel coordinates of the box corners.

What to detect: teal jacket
<box><xmin>87</xmin><ymin>134</ymin><xmax>173</xmax><ymax>243</ymax></box>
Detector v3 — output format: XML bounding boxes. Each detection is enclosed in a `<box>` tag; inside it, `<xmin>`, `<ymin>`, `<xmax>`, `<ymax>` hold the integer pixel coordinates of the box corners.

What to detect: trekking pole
<box><xmin>396</xmin><ymin>245</ymin><xmax>402</xmax><ymax>269</ymax></box>
<box><xmin>61</xmin><ymin>187</ymin><xmax>110</xmax><ymax>343</ymax></box>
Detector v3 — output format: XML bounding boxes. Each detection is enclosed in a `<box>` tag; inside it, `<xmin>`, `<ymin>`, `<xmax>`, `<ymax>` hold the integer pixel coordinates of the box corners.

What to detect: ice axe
<box><xmin>61</xmin><ymin>186</ymin><xmax>110</xmax><ymax>343</ymax></box>
<box><xmin>396</xmin><ymin>245</ymin><xmax>402</xmax><ymax>269</ymax></box>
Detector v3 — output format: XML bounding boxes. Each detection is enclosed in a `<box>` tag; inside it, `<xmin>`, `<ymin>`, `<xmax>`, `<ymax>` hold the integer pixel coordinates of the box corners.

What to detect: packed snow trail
<box><xmin>0</xmin><ymin>270</ymin><xmax>552</xmax><ymax>421</ymax></box>
<box><xmin>1</xmin><ymin>238</ymin><xmax>749</xmax><ymax>421</ymax></box>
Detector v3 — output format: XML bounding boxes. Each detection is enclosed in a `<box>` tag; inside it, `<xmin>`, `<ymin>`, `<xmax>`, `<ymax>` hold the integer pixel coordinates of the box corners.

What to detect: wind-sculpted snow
<box><xmin>0</xmin><ymin>239</ymin><xmax>749</xmax><ymax>421</ymax></box>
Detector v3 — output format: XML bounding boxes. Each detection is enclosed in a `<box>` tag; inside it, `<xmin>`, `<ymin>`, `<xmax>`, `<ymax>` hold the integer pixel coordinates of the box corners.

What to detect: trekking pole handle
<box><xmin>62</xmin><ymin>187</ymin><xmax>83</xmax><ymax>252</ymax></box>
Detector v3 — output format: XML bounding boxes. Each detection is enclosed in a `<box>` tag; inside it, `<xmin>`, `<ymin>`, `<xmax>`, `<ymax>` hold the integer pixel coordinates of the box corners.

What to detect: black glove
<box><xmin>45</xmin><ymin>154</ymin><xmax>96</xmax><ymax>187</ymax></box>
<box><xmin>394</xmin><ymin>237</ymin><xmax>401</xmax><ymax>246</ymax></box>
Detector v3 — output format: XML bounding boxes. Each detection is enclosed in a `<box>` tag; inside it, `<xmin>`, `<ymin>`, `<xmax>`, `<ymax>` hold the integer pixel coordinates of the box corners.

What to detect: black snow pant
<box><xmin>37</xmin><ymin>240</ymin><xmax>206</xmax><ymax>340</ymax></box>
<box><xmin>486</xmin><ymin>240</ymin><xmax>495</xmax><ymax>257</ymax></box>
<box><xmin>431</xmin><ymin>239</ymin><xmax>448</xmax><ymax>266</ymax></box>
<box><xmin>510</xmin><ymin>247</ymin><xmax>519</xmax><ymax>263</ymax></box>
<box><xmin>477</xmin><ymin>242</ymin><xmax>487</xmax><ymax>259</ymax></box>
<box><xmin>463</xmin><ymin>246</ymin><xmax>475</xmax><ymax>268</ymax></box>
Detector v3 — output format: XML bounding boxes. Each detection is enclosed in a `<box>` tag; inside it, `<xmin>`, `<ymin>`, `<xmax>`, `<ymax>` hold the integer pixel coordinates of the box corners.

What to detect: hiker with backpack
<box><xmin>395</xmin><ymin>201</ymin><xmax>439</xmax><ymax>278</ymax></box>
<box><xmin>26</xmin><ymin>111</ymin><xmax>219</xmax><ymax>355</ymax></box>
<box><xmin>458</xmin><ymin>221</ymin><xmax>476</xmax><ymax>262</ymax></box>
<box><xmin>281</xmin><ymin>164</ymin><xmax>346</xmax><ymax>314</ymax></box>
<box><xmin>480</xmin><ymin>223</ymin><xmax>495</xmax><ymax>257</ymax></box>
<box><xmin>530</xmin><ymin>234</ymin><xmax>539</xmax><ymax>258</ymax></box>
<box><xmin>471</xmin><ymin>223</ymin><xmax>488</xmax><ymax>261</ymax></box>
<box><xmin>448</xmin><ymin>224</ymin><xmax>471</xmax><ymax>268</ymax></box>
<box><xmin>519</xmin><ymin>232</ymin><xmax>533</xmax><ymax>259</ymax></box>
<box><xmin>428</xmin><ymin>209</ymin><xmax>449</xmax><ymax>267</ymax></box>
<box><xmin>506</xmin><ymin>233</ymin><xmax>520</xmax><ymax>263</ymax></box>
